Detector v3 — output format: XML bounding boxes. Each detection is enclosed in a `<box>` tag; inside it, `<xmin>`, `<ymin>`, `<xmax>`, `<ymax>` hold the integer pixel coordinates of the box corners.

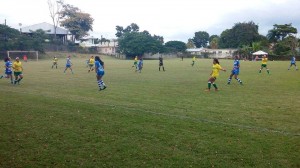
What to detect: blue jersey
<box><xmin>95</xmin><ymin>60</ymin><xmax>104</xmax><ymax>76</ymax></box>
<box><xmin>138</xmin><ymin>60</ymin><xmax>143</xmax><ymax>68</ymax></box>
<box><xmin>95</xmin><ymin>61</ymin><xmax>104</xmax><ymax>72</ymax></box>
<box><xmin>233</xmin><ymin>59</ymin><xmax>240</xmax><ymax>70</ymax></box>
<box><xmin>5</xmin><ymin>61</ymin><xmax>12</xmax><ymax>73</ymax></box>
<box><xmin>66</xmin><ymin>58</ymin><xmax>72</xmax><ymax>66</ymax></box>
<box><xmin>291</xmin><ymin>57</ymin><xmax>296</xmax><ymax>64</ymax></box>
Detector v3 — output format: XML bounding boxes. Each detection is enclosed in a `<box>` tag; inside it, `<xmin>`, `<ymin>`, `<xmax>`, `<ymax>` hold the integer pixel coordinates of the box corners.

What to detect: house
<box><xmin>79</xmin><ymin>36</ymin><xmax>98</xmax><ymax>47</ymax></box>
<box><xmin>187</xmin><ymin>48</ymin><xmax>237</xmax><ymax>58</ymax></box>
<box><xmin>21</xmin><ymin>22</ymin><xmax>69</xmax><ymax>44</ymax></box>
<box><xmin>186</xmin><ymin>48</ymin><xmax>204</xmax><ymax>55</ymax></box>
<box><xmin>78</xmin><ymin>37</ymin><xmax>118</xmax><ymax>55</ymax></box>
<box><xmin>98</xmin><ymin>39</ymin><xmax>118</xmax><ymax>55</ymax></box>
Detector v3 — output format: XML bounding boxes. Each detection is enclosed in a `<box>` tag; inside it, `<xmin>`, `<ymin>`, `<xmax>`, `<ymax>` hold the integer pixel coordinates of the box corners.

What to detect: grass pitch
<box><xmin>0</xmin><ymin>54</ymin><xmax>299</xmax><ymax>167</ymax></box>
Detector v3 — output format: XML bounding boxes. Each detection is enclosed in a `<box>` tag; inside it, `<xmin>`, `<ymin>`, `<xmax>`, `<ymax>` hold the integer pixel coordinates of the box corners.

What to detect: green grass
<box><xmin>0</xmin><ymin>55</ymin><xmax>299</xmax><ymax>167</ymax></box>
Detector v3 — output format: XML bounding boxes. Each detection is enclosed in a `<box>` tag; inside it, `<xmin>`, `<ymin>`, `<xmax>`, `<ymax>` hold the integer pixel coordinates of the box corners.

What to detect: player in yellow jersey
<box><xmin>191</xmin><ymin>56</ymin><xmax>196</xmax><ymax>66</ymax></box>
<box><xmin>132</xmin><ymin>56</ymin><xmax>138</xmax><ymax>70</ymax></box>
<box><xmin>259</xmin><ymin>55</ymin><xmax>270</xmax><ymax>74</ymax></box>
<box><xmin>52</xmin><ymin>56</ymin><xmax>58</xmax><ymax>69</ymax></box>
<box><xmin>12</xmin><ymin>57</ymin><xmax>24</xmax><ymax>85</ymax></box>
<box><xmin>205</xmin><ymin>58</ymin><xmax>226</xmax><ymax>91</ymax></box>
<box><xmin>88</xmin><ymin>56</ymin><xmax>95</xmax><ymax>72</ymax></box>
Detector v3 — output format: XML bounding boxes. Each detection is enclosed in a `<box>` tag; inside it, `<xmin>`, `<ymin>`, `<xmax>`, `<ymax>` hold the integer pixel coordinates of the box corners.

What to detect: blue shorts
<box><xmin>5</xmin><ymin>71</ymin><xmax>12</xmax><ymax>75</ymax></box>
<box><xmin>97</xmin><ymin>70</ymin><xmax>105</xmax><ymax>76</ymax></box>
<box><xmin>66</xmin><ymin>64</ymin><xmax>71</xmax><ymax>68</ymax></box>
<box><xmin>231</xmin><ymin>69</ymin><xmax>239</xmax><ymax>75</ymax></box>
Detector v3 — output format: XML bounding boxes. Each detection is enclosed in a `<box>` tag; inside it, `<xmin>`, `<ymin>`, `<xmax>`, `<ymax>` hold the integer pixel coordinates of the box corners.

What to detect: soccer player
<box><xmin>52</xmin><ymin>56</ymin><xmax>58</xmax><ymax>69</ymax></box>
<box><xmin>23</xmin><ymin>55</ymin><xmax>28</xmax><ymax>62</ymax></box>
<box><xmin>288</xmin><ymin>56</ymin><xmax>298</xmax><ymax>70</ymax></box>
<box><xmin>137</xmin><ymin>57</ymin><xmax>143</xmax><ymax>73</ymax></box>
<box><xmin>205</xmin><ymin>58</ymin><xmax>226</xmax><ymax>91</ymax></box>
<box><xmin>63</xmin><ymin>56</ymin><xmax>74</xmax><ymax>74</ymax></box>
<box><xmin>159</xmin><ymin>56</ymin><xmax>165</xmax><ymax>71</ymax></box>
<box><xmin>12</xmin><ymin>57</ymin><xmax>24</xmax><ymax>85</ymax></box>
<box><xmin>88</xmin><ymin>56</ymin><xmax>95</xmax><ymax>72</ymax></box>
<box><xmin>132</xmin><ymin>56</ymin><xmax>138</xmax><ymax>70</ymax></box>
<box><xmin>259</xmin><ymin>55</ymin><xmax>270</xmax><ymax>74</ymax></box>
<box><xmin>227</xmin><ymin>56</ymin><xmax>243</xmax><ymax>85</ymax></box>
<box><xmin>95</xmin><ymin>56</ymin><xmax>106</xmax><ymax>91</ymax></box>
<box><xmin>191</xmin><ymin>56</ymin><xmax>196</xmax><ymax>66</ymax></box>
<box><xmin>3</xmin><ymin>57</ymin><xmax>13</xmax><ymax>84</ymax></box>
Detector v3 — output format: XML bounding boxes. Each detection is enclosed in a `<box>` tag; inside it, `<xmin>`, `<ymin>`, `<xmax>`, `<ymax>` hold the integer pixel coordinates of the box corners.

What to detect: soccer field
<box><xmin>0</xmin><ymin>55</ymin><xmax>299</xmax><ymax>167</ymax></box>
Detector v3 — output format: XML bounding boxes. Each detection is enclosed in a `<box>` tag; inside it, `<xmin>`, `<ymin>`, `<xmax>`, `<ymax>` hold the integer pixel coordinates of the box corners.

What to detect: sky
<box><xmin>1</xmin><ymin>0</ymin><xmax>300</xmax><ymax>42</ymax></box>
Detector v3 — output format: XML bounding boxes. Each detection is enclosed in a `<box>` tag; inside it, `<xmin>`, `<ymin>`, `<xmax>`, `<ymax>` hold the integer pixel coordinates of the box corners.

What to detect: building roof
<box><xmin>21</xmin><ymin>22</ymin><xmax>69</xmax><ymax>35</ymax></box>
<box><xmin>186</xmin><ymin>48</ymin><xmax>203</xmax><ymax>52</ymax></box>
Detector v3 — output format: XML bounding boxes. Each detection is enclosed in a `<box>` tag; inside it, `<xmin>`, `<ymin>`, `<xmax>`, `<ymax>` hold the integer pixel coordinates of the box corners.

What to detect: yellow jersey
<box><xmin>192</xmin><ymin>56</ymin><xmax>196</xmax><ymax>61</ymax></box>
<box><xmin>211</xmin><ymin>64</ymin><xmax>222</xmax><ymax>77</ymax></box>
<box><xmin>134</xmin><ymin>57</ymin><xmax>138</xmax><ymax>62</ymax></box>
<box><xmin>53</xmin><ymin>58</ymin><xmax>58</xmax><ymax>62</ymax></box>
<box><xmin>262</xmin><ymin>58</ymin><xmax>268</xmax><ymax>64</ymax></box>
<box><xmin>13</xmin><ymin>61</ymin><xmax>22</xmax><ymax>72</ymax></box>
<box><xmin>89</xmin><ymin>58</ymin><xmax>95</xmax><ymax>65</ymax></box>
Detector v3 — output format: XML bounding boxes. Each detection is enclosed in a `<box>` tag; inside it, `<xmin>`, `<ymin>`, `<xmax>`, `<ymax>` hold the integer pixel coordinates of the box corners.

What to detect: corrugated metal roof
<box><xmin>21</xmin><ymin>22</ymin><xmax>69</xmax><ymax>35</ymax></box>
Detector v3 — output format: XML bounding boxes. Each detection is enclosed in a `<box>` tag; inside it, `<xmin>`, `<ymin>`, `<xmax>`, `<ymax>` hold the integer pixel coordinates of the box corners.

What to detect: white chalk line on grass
<box><xmin>3</xmin><ymin>89</ymin><xmax>300</xmax><ymax>137</ymax></box>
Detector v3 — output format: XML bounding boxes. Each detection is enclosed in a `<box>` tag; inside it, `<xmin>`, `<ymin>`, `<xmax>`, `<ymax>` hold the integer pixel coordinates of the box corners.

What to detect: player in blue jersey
<box><xmin>95</xmin><ymin>56</ymin><xmax>106</xmax><ymax>91</ymax></box>
<box><xmin>227</xmin><ymin>56</ymin><xmax>243</xmax><ymax>85</ymax></box>
<box><xmin>288</xmin><ymin>56</ymin><xmax>298</xmax><ymax>70</ymax></box>
<box><xmin>5</xmin><ymin>57</ymin><xmax>14</xmax><ymax>84</ymax></box>
<box><xmin>137</xmin><ymin>57</ymin><xmax>143</xmax><ymax>73</ymax></box>
<box><xmin>63</xmin><ymin>56</ymin><xmax>74</xmax><ymax>74</ymax></box>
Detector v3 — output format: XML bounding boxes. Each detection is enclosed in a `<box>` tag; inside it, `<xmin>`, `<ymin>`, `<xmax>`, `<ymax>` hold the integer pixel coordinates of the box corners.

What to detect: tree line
<box><xmin>189</xmin><ymin>22</ymin><xmax>298</xmax><ymax>57</ymax></box>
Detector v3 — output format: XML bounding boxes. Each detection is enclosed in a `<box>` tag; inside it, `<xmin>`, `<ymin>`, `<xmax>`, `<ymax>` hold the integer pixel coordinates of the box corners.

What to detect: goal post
<box><xmin>7</xmin><ymin>51</ymin><xmax>39</xmax><ymax>61</ymax></box>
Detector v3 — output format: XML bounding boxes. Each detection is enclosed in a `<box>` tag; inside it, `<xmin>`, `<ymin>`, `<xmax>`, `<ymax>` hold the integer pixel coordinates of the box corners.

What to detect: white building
<box><xmin>187</xmin><ymin>48</ymin><xmax>237</xmax><ymax>58</ymax></box>
<box><xmin>98</xmin><ymin>39</ymin><xmax>118</xmax><ymax>55</ymax></box>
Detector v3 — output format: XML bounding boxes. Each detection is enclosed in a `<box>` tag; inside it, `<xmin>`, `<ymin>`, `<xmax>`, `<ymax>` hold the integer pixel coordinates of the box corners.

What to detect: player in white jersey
<box><xmin>63</xmin><ymin>56</ymin><xmax>74</xmax><ymax>74</ymax></box>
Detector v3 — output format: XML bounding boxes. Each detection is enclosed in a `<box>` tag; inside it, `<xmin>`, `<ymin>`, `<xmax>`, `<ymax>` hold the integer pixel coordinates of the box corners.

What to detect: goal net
<box><xmin>6</xmin><ymin>51</ymin><xmax>39</xmax><ymax>61</ymax></box>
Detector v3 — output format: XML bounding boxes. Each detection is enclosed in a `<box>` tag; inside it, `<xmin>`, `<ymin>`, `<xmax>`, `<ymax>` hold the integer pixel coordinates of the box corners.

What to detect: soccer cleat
<box><xmin>14</xmin><ymin>80</ymin><xmax>17</xmax><ymax>85</ymax></box>
<box><xmin>102</xmin><ymin>86</ymin><xmax>107</xmax><ymax>90</ymax></box>
<box><xmin>227</xmin><ymin>82</ymin><xmax>230</xmax><ymax>85</ymax></box>
<box><xmin>204</xmin><ymin>89</ymin><xmax>210</xmax><ymax>92</ymax></box>
<box><xmin>0</xmin><ymin>75</ymin><xmax>3</xmax><ymax>79</ymax></box>
<box><xmin>215</xmin><ymin>88</ymin><xmax>219</xmax><ymax>91</ymax></box>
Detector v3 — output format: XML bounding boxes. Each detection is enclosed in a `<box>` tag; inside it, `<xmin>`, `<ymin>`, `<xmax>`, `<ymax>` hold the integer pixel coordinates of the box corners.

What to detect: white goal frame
<box><xmin>7</xmin><ymin>51</ymin><xmax>39</xmax><ymax>61</ymax></box>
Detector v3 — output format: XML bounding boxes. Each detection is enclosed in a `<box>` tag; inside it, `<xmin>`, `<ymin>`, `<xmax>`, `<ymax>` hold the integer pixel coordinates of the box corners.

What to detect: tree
<box><xmin>116</xmin><ymin>23</ymin><xmax>164</xmax><ymax>57</ymax></box>
<box><xmin>273</xmin><ymin>36</ymin><xmax>298</xmax><ymax>55</ymax></box>
<box><xmin>30</xmin><ymin>29</ymin><xmax>49</xmax><ymax>52</ymax></box>
<box><xmin>192</xmin><ymin>31</ymin><xmax>209</xmax><ymax>48</ymax></box>
<box><xmin>153</xmin><ymin>35</ymin><xmax>164</xmax><ymax>44</ymax></box>
<box><xmin>115</xmin><ymin>23</ymin><xmax>139</xmax><ymax>38</ymax></box>
<box><xmin>209</xmin><ymin>35</ymin><xmax>220</xmax><ymax>49</ymax></box>
<box><xmin>209</xmin><ymin>35</ymin><xmax>219</xmax><ymax>43</ymax></box>
<box><xmin>267</xmin><ymin>24</ymin><xmax>297</xmax><ymax>42</ymax></box>
<box><xmin>0</xmin><ymin>24</ymin><xmax>48</xmax><ymax>52</ymax></box>
<box><xmin>186</xmin><ymin>38</ymin><xmax>195</xmax><ymax>48</ymax></box>
<box><xmin>47</xmin><ymin>0</ymin><xmax>63</xmax><ymax>43</ymax></box>
<box><xmin>164</xmin><ymin>41</ymin><xmax>187</xmax><ymax>53</ymax></box>
<box><xmin>115</xmin><ymin>26</ymin><xmax>124</xmax><ymax>38</ymax></box>
<box><xmin>118</xmin><ymin>32</ymin><xmax>163</xmax><ymax>57</ymax></box>
<box><xmin>60</xmin><ymin>2</ymin><xmax>94</xmax><ymax>40</ymax></box>
<box><xmin>219</xmin><ymin>21</ymin><xmax>260</xmax><ymax>48</ymax></box>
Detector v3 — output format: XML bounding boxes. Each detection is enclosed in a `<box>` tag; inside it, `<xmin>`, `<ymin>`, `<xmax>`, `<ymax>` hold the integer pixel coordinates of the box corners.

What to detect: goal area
<box><xmin>7</xmin><ymin>51</ymin><xmax>39</xmax><ymax>61</ymax></box>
